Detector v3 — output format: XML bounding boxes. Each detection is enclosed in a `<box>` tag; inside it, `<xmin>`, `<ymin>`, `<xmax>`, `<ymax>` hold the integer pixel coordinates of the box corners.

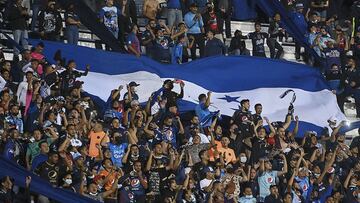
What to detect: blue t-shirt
<box><xmin>295</xmin><ymin>176</ymin><xmax>310</xmax><ymax>199</ymax></box>
<box><xmin>161</xmin><ymin>126</ymin><xmax>178</xmax><ymax>148</ymax></box>
<box><xmin>127</xmin><ymin>32</ymin><xmax>141</xmax><ymax>54</ymax></box>
<box><xmin>171</xmin><ymin>43</ymin><xmax>183</xmax><ymax>64</ymax></box>
<box><xmin>129</xmin><ymin>172</ymin><xmax>147</xmax><ymax>196</ymax></box>
<box><xmin>184</xmin><ymin>12</ymin><xmax>204</xmax><ymax>34</ymax></box>
<box><xmin>167</xmin><ymin>0</ymin><xmax>181</xmax><ymax>9</ymax></box>
<box><xmin>258</xmin><ymin>170</ymin><xmax>278</xmax><ymax>199</ymax></box>
<box><xmin>153</xmin><ymin>36</ymin><xmax>173</xmax><ymax>62</ymax></box>
<box><xmin>119</xmin><ymin>187</ymin><xmax>135</xmax><ymax>203</ymax></box>
<box><xmin>26</xmin><ymin>102</ymin><xmax>40</xmax><ymax>132</ymax></box>
<box><xmin>109</xmin><ymin>143</ymin><xmax>128</xmax><ymax>168</ymax></box>
<box><xmin>290</xmin><ymin>11</ymin><xmax>308</xmax><ymax>36</ymax></box>
<box><xmin>195</xmin><ymin>102</ymin><xmax>211</xmax><ymax>126</ymax></box>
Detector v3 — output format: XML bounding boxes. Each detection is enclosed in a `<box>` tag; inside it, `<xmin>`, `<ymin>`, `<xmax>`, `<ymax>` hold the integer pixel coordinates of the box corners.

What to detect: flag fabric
<box><xmin>0</xmin><ymin>156</ymin><xmax>99</xmax><ymax>203</ymax></box>
<box><xmin>30</xmin><ymin>40</ymin><xmax>351</xmax><ymax>137</ymax></box>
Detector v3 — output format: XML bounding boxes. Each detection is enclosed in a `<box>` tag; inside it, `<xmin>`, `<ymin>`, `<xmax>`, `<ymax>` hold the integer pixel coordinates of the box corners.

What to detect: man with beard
<box><xmin>231</xmin><ymin>99</ymin><xmax>253</xmax><ymax>139</ymax></box>
<box><xmin>38</xmin><ymin>0</ymin><xmax>63</xmax><ymax>41</ymax></box>
<box><xmin>252</xmin><ymin>103</ymin><xmax>263</xmax><ymax>126</ymax></box>
<box><xmin>5</xmin><ymin>104</ymin><xmax>23</xmax><ymax>134</ymax></box>
<box><xmin>34</xmin><ymin>151</ymin><xmax>60</xmax><ymax>202</ymax></box>
<box><xmin>141</xmin><ymin>19</ymin><xmax>157</xmax><ymax>59</ymax></box>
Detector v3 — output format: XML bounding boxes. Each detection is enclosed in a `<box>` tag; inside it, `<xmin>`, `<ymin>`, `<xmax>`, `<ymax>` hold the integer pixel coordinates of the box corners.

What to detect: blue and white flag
<box><xmin>34</xmin><ymin>40</ymin><xmax>349</xmax><ymax>137</ymax></box>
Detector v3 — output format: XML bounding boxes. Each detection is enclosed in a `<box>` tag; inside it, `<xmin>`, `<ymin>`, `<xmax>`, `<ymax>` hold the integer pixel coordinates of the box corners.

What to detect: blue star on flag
<box><xmin>218</xmin><ymin>95</ymin><xmax>241</xmax><ymax>103</ymax></box>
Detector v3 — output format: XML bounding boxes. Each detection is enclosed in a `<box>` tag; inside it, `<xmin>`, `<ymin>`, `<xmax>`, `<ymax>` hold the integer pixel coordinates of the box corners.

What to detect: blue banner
<box><xmin>232</xmin><ymin>0</ymin><xmax>257</xmax><ymax>20</ymax></box>
<box><xmin>0</xmin><ymin>156</ymin><xmax>99</xmax><ymax>203</ymax></box>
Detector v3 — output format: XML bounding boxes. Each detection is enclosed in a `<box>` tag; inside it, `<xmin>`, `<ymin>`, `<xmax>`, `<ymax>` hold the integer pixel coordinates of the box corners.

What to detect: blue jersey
<box><xmin>129</xmin><ymin>172</ymin><xmax>147</xmax><ymax>196</ymax></box>
<box><xmin>161</xmin><ymin>126</ymin><xmax>178</xmax><ymax>148</ymax></box>
<box><xmin>119</xmin><ymin>187</ymin><xmax>135</xmax><ymax>203</ymax></box>
<box><xmin>109</xmin><ymin>143</ymin><xmax>128</xmax><ymax>168</ymax></box>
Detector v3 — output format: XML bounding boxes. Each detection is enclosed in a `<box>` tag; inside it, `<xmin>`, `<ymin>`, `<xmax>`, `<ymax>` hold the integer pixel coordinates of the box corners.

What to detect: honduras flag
<box><xmin>32</xmin><ymin>40</ymin><xmax>353</xmax><ymax>137</ymax></box>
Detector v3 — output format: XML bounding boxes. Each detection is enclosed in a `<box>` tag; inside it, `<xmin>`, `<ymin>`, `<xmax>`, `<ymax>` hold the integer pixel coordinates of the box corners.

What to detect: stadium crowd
<box><xmin>0</xmin><ymin>0</ymin><xmax>359</xmax><ymax>203</ymax></box>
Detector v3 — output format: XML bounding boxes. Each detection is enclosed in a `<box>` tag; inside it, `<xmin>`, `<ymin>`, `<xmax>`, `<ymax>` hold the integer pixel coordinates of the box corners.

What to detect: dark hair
<box><xmin>130</xmin><ymin>23</ymin><xmax>137</xmax><ymax>31</ymax></box>
<box><xmin>163</xmin><ymin>115</ymin><xmax>173</xmax><ymax>122</ymax></box>
<box><xmin>37</xmin><ymin>42</ymin><xmax>45</xmax><ymax>48</ymax></box>
<box><xmin>102</xmin><ymin>158</ymin><xmax>113</xmax><ymax>167</ymax></box>
<box><xmin>255</xmin><ymin>22</ymin><xmax>261</xmax><ymax>27</ymax></box>
<box><xmin>67</xmin><ymin>59</ymin><xmax>75</xmax><ymax>66</ymax></box>
<box><xmin>198</xmin><ymin>94</ymin><xmax>206</xmax><ymax>101</ymax></box>
<box><xmin>240</xmin><ymin>99</ymin><xmax>249</xmax><ymax>106</ymax></box>
<box><xmin>198</xmin><ymin>149</ymin><xmax>207</xmax><ymax>159</ymax></box>
<box><xmin>0</xmin><ymin>69</ymin><xmax>9</xmax><ymax>75</ymax></box>
<box><xmin>207</xmin><ymin>29</ymin><xmax>214</xmax><ymax>35</ymax></box>
<box><xmin>38</xmin><ymin>140</ymin><xmax>48</xmax><ymax>148</ymax></box>
<box><xmin>255</xmin><ymin>103</ymin><xmax>262</xmax><ymax>108</ymax></box>
<box><xmin>270</xmin><ymin>185</ymin><xmax>278</xmax><ymax>189</ymax></box>
<box><xmin>178</xmin><ymin>34</ymin><xmax>186</xmax><ymax>41</ymax></box>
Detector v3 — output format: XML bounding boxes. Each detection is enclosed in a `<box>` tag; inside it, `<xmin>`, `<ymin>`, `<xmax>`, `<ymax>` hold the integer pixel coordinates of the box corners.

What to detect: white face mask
<box><xmin>64</xmin><ymin>178</ymin><xmax>72</xmax><ymax>185</ymax></box>
<box><xmin>89</xmin><ymin>192</ymin><xmax>98</xmax><ymax>196</ymax></box>
<box><xmin>240</xmin><ymin>157</ymin><xmax>247</xmax><ymax>163</ymax></box>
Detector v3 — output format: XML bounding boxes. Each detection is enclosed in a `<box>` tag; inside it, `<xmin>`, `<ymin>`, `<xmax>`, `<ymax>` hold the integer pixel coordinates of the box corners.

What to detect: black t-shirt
<box><xmin>123</xmin><ymin>156</ymin><xmax>146</xmax><ymax>173</ymax></box>
<box><xmin>247</xmin><ymin>32</ymin><xmax>268</xmax><ymax>53</ymax></box>
<box><xmin>252</xmin><ymin>113</ymin><xmax>262</xmax><ymax>126</ymax></box>
<box><xmin>345</xmin><ymin>186</ymin><xmax>359</xmax><ymax>203</ymax></box>
<box><xmin>232</xmin><ymin>110</ymin><xmax>253</xmax><ymax>138</ymax></box>
<box><xmin>250</xmin><ymin>136</ymin><xmax>269</xmax><ymax>163</ymax></box>
<box><xmin>264</xmin><ymin>194</ymin><xmax>282</xmax><ymax>203</ymax></box>
<box><xmin>228</xmin><ymin>134</ymin><xmax>244</xmax><ymax>156</ymax></box>
<box><xmin>163</xmin><ymin>89</ymin><xmax>183</xmax><ymax>109</ymax></box>
<box><xmin>0</xmin><ymin>189</ymin><xmax>12</xmax><ymax>203</ymax></box>
<box><xmin>35</xmin><ymin>161</ymin><xmax>60</xmax><ymax>186</ymax></box>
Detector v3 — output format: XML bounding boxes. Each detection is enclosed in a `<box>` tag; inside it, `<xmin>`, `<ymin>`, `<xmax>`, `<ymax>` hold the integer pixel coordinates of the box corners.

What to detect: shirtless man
<box><xmin>143</xmin><ymin>0</ymin><xmax>159</xmax><ymax>20</ymax></box>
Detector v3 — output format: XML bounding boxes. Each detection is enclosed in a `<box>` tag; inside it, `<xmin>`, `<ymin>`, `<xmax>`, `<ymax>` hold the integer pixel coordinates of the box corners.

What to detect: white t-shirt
<box><xmin>189</xmin><ymin>133</ymin><xmax>210</xmax><ymax>144</ymax></box>
<box><xmin>200</xmin><ymin>178</ymin><xmax>212</xmax><ymax>190</ymax></box>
